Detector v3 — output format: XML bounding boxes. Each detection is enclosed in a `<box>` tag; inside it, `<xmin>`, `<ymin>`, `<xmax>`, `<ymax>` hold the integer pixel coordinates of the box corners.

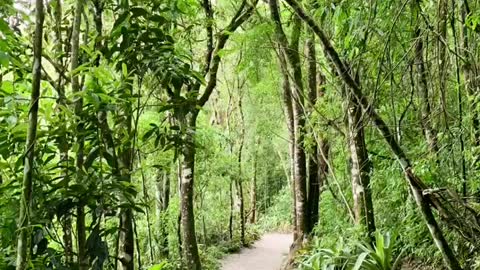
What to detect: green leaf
<box><xmin>113</xmin><ymin>12</ymin><xmax>130</xmax><ymax>31</ymax></box>
<box><xmin>0</xmin><ymin>19</ymin><xmax>12</xmax><ymax>36</ymax></box>
<box><xmin>0</xmin><ymin>51</ymin><xmax>9</xmax><ymax>67</ymax></box>
<box><xmin>44</xmin><ymin>154</ymin><xmax>56</xmax><ymax>165</ymax></box>
<box><xmin>353</xmin><ymin>252</ymin><xmax>369</xmax><ymax>270</ymax></box>
<box><xmin>150</xmin><ymin>15</ymin><xmax>167</xmax><ymax>25</ymax></box>
<box><xmin>143</xmin><ymin>128</ymin><xmax>156</xmax><ymax>141</ymax></box>
<box><xmin>122</xmin><ymin>62</ymin><xmax>128</xmax><ymax>78</ymax></box>
<box><xmin>130</xmin><ymin>7</ymin><xmax>149</xmax><ymax>18</ymax></box>
<box><xmin>1</xmin><ymin>80</ymin><xmax>14</xmax><ymax>95</ymax></box>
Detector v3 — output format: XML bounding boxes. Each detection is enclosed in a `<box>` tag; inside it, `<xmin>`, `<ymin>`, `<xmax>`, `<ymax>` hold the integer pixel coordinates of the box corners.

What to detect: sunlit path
<box><xmin>221</xmin><ymin>233</ymin><xmax>292</xmax><ymax>270</ymax></box>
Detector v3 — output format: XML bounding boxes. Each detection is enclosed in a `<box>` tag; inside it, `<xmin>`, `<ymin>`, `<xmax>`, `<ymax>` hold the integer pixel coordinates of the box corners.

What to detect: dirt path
<box><xmin>221</xmin><ymin>233</ymin><xmax>293</xmax><ymax>270</ymax></box>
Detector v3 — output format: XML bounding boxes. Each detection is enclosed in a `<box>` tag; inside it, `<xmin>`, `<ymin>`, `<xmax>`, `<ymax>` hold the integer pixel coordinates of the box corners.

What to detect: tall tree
<box><xmin>174</xmin><ymin>1</ymin><xmax>257</xmax><ymax>268</ymax></box>
<box><xmin>115</xmin><ymin>1</ymin><xmax>135</xmax><ymax>268</ymax></box>
<box><xmin>345</xmin><ymin>81</ymin><xmax>375</xmax><ymax>238</ymax></box>
<box><xmin>413</xmin><ymin>2</ymin><xmax>439</xmax><ymax>154</ymax></box>
<box><xmin>236</xmin><ymin>89</ymin><xmax>246</xmax><ymax>246</ymax></box>
<box><xmin>305</xmin><ymin>32</ymin><xmax>320</xmax><ymax>234</ymax></box>
<box><xmin>249</xmin><ymin>137</ymin><xmax>259</xmax><ymax>224</ymax></box>
<box><xmin>69</xmin><ymin>0</ymin><xmax>87</xmax><ymax>268</ymax></box>
<box><xmin>15</xmin><ymin>0</ymin><xmax>44</xmax><ymax>268</ymax></box>
<box><xmin>459</xmin><ymin>0</ymin><xmax>480</xmax><ymax>161</ymax></box>
<box><xmin>437</xmin><ymin>0</ymin><xmax>449</xmax><ymax>129</ymax></box>
<box><xmin>269</xmin><ymin>0</ymin><xmax>308</xmax><ymax>242</ymax></box>
<box><xmin>52</xmin><ymin>0</ymin><xmax>73</xmax><ymax>263</ymax></box>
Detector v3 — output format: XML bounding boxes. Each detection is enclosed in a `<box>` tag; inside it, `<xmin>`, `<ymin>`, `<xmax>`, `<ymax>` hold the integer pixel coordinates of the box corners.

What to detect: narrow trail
<box><xmin>221</xmin><ymin>233</ymin><xmax>292</xmax><ymax>270</ymax></box>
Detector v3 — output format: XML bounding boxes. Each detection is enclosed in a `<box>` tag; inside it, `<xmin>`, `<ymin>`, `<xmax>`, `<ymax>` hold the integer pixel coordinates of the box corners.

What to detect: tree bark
<box><xmin>459</xmin><ymin>0</ymin><xmax>480</xmax><ymax>162</ymax></box>
<box><xmin>69</xmin><ymin>0</ymin><xmax>87</xmax><ymax>268</ymax></box>
<box><xmin>249</xmin><ymin>138</ymin><xmax>259</xmax><ymax>224</ymax></box>
<box><xmin>178</xmin><ymin>111</ymin><xmax>202</xmax><ymax>270</ymax></box>
<box><xmin>277</xmin><ymin>46</ymin><xmax>297</xmax><ymax>237</ymax></box>
<box><xmin>155</xmin><ymin>169</ymin><xmax>170</xmax><ymax>257</ymax></box>
<box><xmin>116</xmin><ymin>0</ymin><xmax>135</xmax><ymax>267</ymax></box>
<box><xmin>305</xmin><ymin>33</ymin><xmax>320</xmax><ymax>234</ymax></box>
<box><xmin>413</xmin><ymin>3</ymin><xmax>439</xmax><ymax>154</ymax></box>
<box><xmin>269</xmin><ymin>0</ymin><xmax>308</xmax><ymax>241</ymax></box>
<box><xmin>346</xmin><ymin>85</ymin><xmax>376</xmax><ymax>240</ymax></box>
<box><xmin>450</xmin><ymin>0</ymin><xmax>468</xmax><ymax>198</ymax></box>
<box><xmin>290</xmin><ymin>11</ymin><xmax>308</xmax><ymax>242</ymax></box>
<box><xmin>281</xmin><ymin>1</ymin><xmax>462</xmax><ymax>269</ymax></box>
<box><xmin>52</xmin><ymin>0</ymin><xmax>73</xmax><ymax>263</ymax></box>
<box><xmin>437</xmin><ymin>0</ymin><xmax>449</xmax><ymax>129</ymax></box>
<box><xmin>16</xmin><ymin>0</ymin><xmax>44</xmax><ymax>268</ymax></box>
<box><xmin>117</xmin><ymin>96</ymin><xmax>134</xmax><ymax>270</ymax></box>
<box><xmin>229</xmin><ymin>178</ymin><xmax>234</xmax><ymax>240</ymax></box>
<box><xmin>138</xmin><ymin>152</ymin><xmax>154</xmax><ymax>262</ymax></box>
<box><xmin>237</xmin><ymin>93</ymin><xmax>246</xmax><ymax>246</ymax></box>
<box><xmin>173</xmin><ymin>2</ymin><xmax>257</xmax><ymax>268</ymax></box>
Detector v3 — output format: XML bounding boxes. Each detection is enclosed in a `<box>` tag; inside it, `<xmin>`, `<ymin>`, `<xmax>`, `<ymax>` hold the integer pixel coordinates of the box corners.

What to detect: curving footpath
<box><xmin>221</xmin><ymin>233</ymin><xmax>292</xmax><ymax>270</ymax></box>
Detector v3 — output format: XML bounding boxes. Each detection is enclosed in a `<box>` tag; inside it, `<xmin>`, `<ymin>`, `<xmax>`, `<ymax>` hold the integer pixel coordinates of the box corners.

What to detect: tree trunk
<box><xmin>116</xmin><ymin>0</ymin><xmax>135</xmax><ymax>266</ymax></box>
<box><xmin>162</xmin><ymin>170</ymin><xmax>170</xmax><ymax>256</ymax></box>
<box><xmin>277</xmin><ymin>47</ymin><xmax>297</xmax><ymax>236</ymax></box>
<box><xmin>235</xmin><ymin>178</ymin><xmax>246</xmax><ymax>246</ymax></box>
<box><xmin>346</xmin><ymin>86</ymin><xmax>376</xmax><ymax>240</ymax></box>
<box><xmin>237</xmin><ymin>94</ymin><xmax>246</xmax><ymax>246</ymax></box>
<box><xmin>117</xmin><ymin>98</ymin><xmax>134</xmax><ymax>270</ymax></box>
<box><xmin>459</xmin><ymin>0</ymin><xmax>480</xmax><ymax>159</ymax></box>
<box><xmin>437</xmin><ymin>0</ymin><xmax>449</xmax><ymax>129</ymax></box>
<box><xmin>305</xmin><ymin>33</ymin><xmax>320</xmax><ymax>234</ymax></box>
<box><xmin>15</xmin><ymin>0</ymin><xmax>44</xmax><ymax>268</ymax></box>
<box><xmin>69</xmin><ymin>0</ymin><xmax>87</xmax><ymax>268</ymax></box>
<box><xmin>179</xmin><ymin>111</ymin><xmax>202</xmax><ymax>270</ymax></box>
<box><xmin>155</xmin><ymin>170</ymin><xmax>169</xmax><ymax>257</ymax></box>
<box><xmin>452</xmin><ymin>0</ymin><xmax>468</xmax><ymax>198</ymax></box>
<box><xmin>290</xmin><ymin>14</ymin><xmax>308</xmax><ymax>242</ymax></box>
<box><xmin>269</xmin><ymin>0</ymin><xmax>307</xmax><ymax>241</ymax></box>
<box><xmin>281</xmin><ymin>1</ymin><xmax>462</xmax><ymax>268</ymax></box>
<box><xmin>138</xmin><ymin>152</ymin><xmax>154</xmax><ymax>262</ymax></box>
<box><xmin>117</xmin><ymin>208</ymin><xmax>134</xmax><ymax>270</ymax></box>
<box><xmin>413</xmin><ymin>4</ymin><xmax>439</xmax><ymax>154</ymax></box>
<box><xmin>229</xmin><ymin>178</ymin><xmax>234</xmax><ymax>241</ymax></box>
<box><xmin>52</xmin><ymin>0</ymin><xmax>73</xmax><ymax>263</ymax></box>
<box><xmin>249</xmin><ymin>138</ymin><xmax>259</xmax><ymax>224</ymax></box>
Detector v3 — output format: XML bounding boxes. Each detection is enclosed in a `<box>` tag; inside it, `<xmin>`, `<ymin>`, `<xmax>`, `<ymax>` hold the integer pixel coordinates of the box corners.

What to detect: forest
<box><xmin>1</xmin><ymin>0</ymin><xmax>480</xmax><ymax>269</ymax></box>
